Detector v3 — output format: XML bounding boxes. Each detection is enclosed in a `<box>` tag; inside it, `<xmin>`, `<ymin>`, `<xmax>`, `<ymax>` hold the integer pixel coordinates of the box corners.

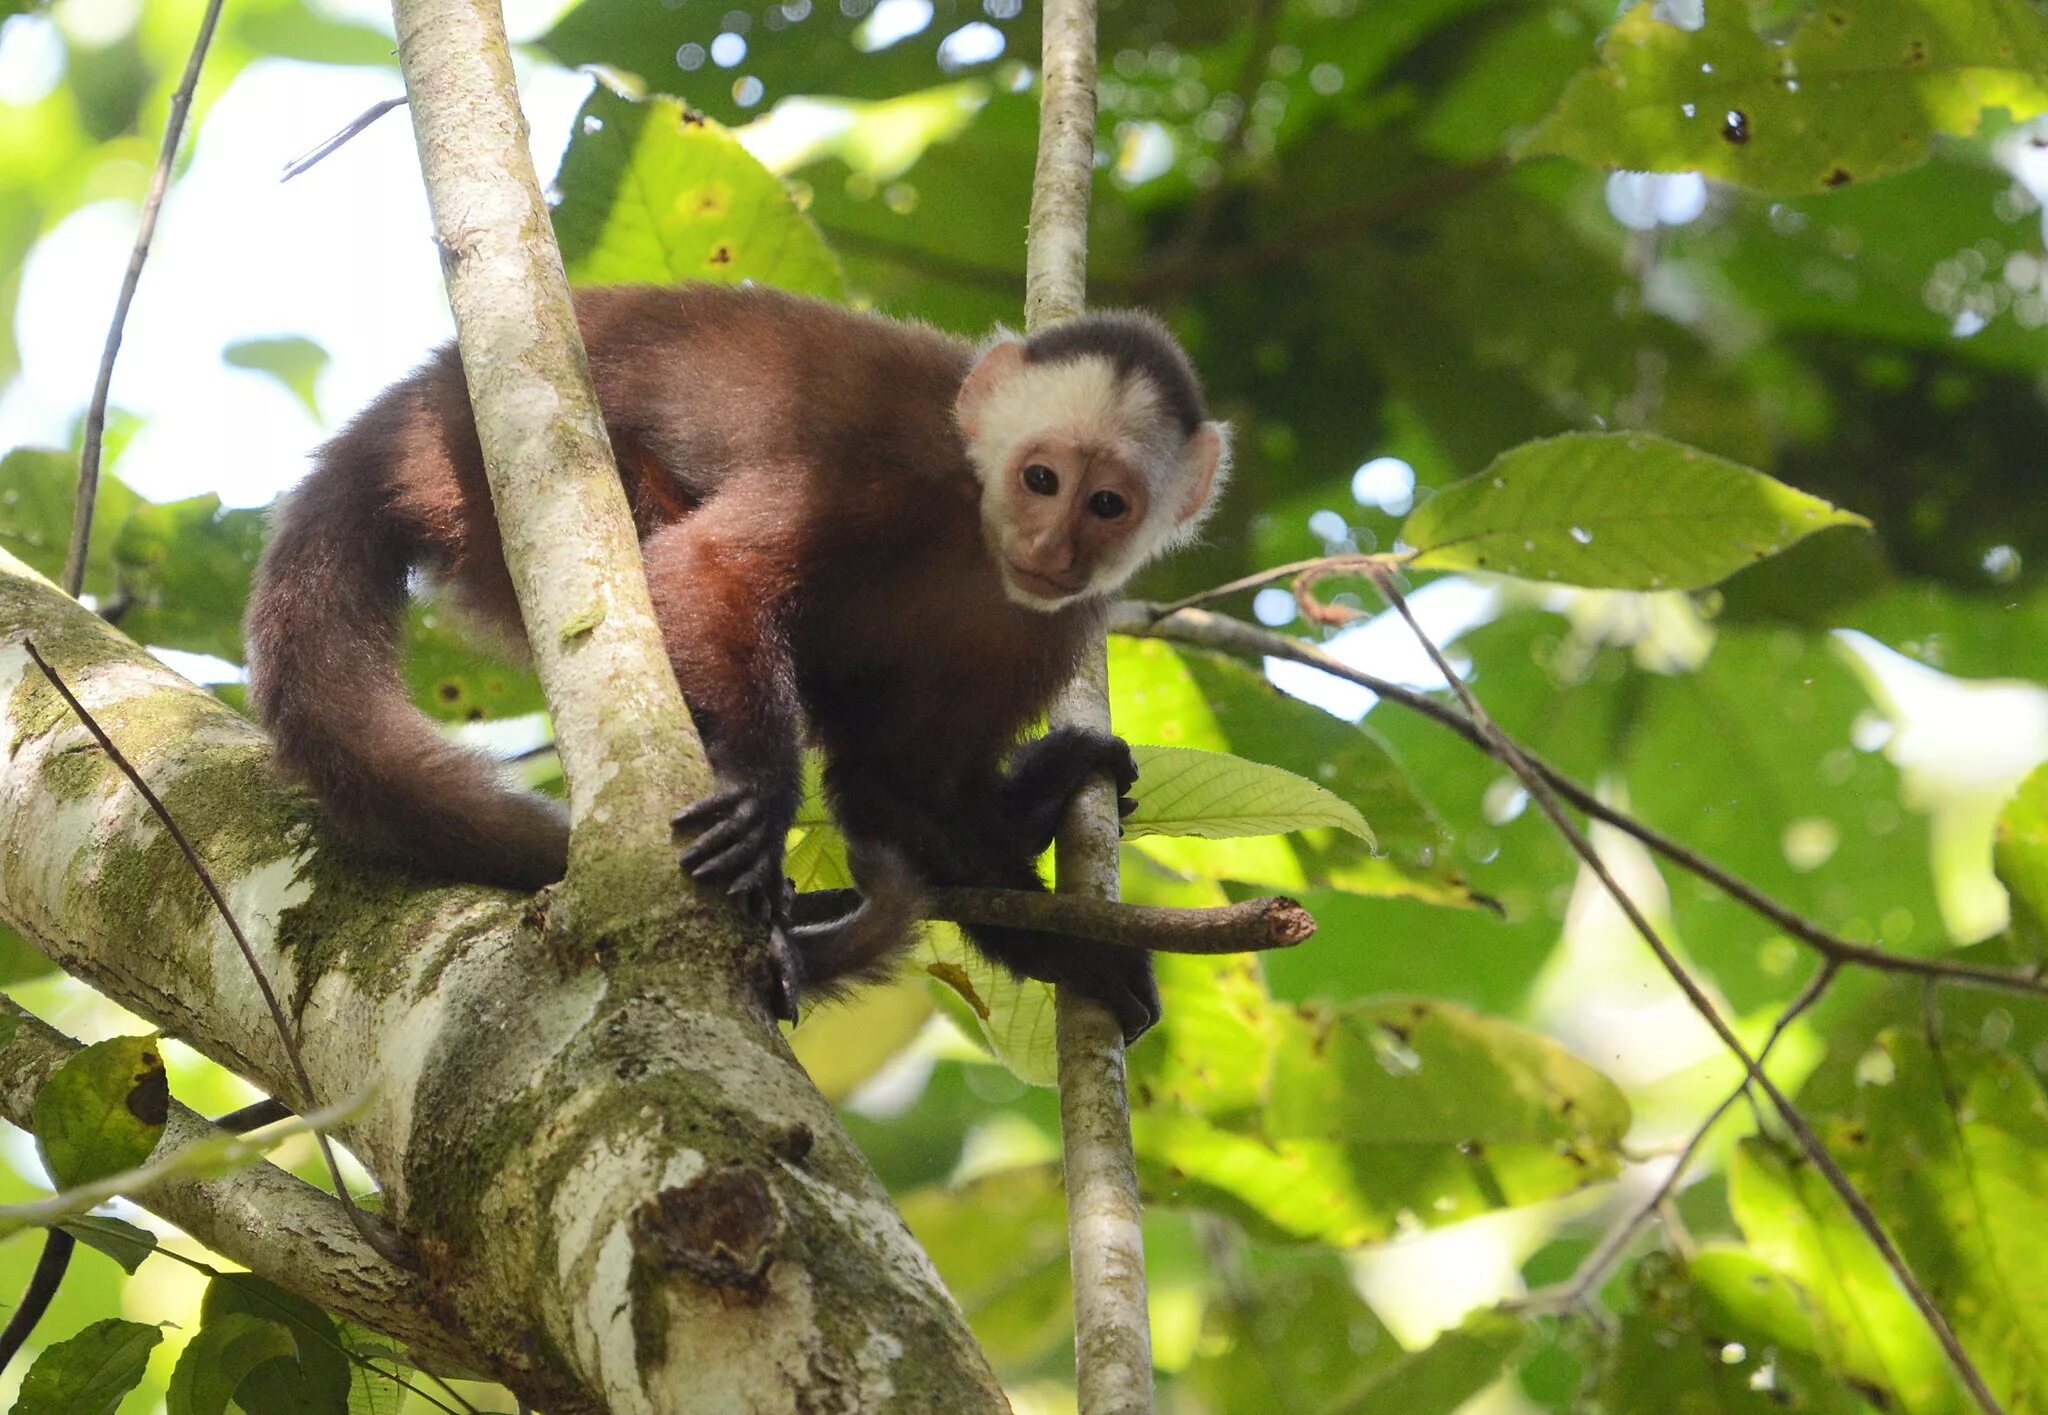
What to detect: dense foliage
<box><xmin>4</xmin><ymin>0</ymin><xmax>2048</xmax><ymax>1409</ymax></box>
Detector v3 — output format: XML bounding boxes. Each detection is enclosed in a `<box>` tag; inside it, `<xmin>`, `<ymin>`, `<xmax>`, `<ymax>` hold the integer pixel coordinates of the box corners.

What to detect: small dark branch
<box><xmin>213</xmin><ymin>1096</ymin><xmax>294</xmax><ymax>1133</ymax></box>
<box><xmin>931</xmin><ymin>887</ymin><xmax>1313</xmax><ymax>953</ymax></box>
<box><xmin>61</xmin><ymin>0</ymin><xmax>227</xmax><ymax>598</ymax></box>
<box><xmin>0</xmin><ymin>1230</ymin><xmax>74</xmax><ymax>1374</ymax></box>
<box><xmin>1117</xmin><ymin>603</ymin><xmax>2048</xmax><ymax>1000</ymax></box>
<box><xmin>1359</xmin><ymin>567</ymin><xmax>2002</xmax><ymax>1415</ymax></box>
<box><xmin>792</xmin><ymin>883</ymin><xmax>1313</xmax><ymax>954</ymax></box>
<box><xmin>1145</xmin><ymin>553</ymin><xmax>1394</xmax><ymax>623</ymax></box>
<box><xmin>282</xmin><ymin>95</ymin><xmax>409</xmax><ymax>182</ymax></box>
<box><xmin>17</xmin><ymin>639</ymin><xmax>415</xmax><ymax>1270</ymax></box>
<box><xmin>1516</xmin><ymin>960</ymin><xmax>1840</xmax><ymax>1319</ymax></box>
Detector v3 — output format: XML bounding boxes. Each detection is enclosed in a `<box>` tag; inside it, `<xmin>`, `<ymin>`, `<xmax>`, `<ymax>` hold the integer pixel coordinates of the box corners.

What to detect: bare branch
<box><xmin>1119</xmin><ymin>603</ymin><xmax>2048</xmax><ymax>998</ymax></box>
<box><xmin>797</xmin><ymin>886</ymin><xmax>1316</xmax><ymax>954</ymax></box>
<box><xmin>62</xmin><ymin>0</ymin><xmax>225</xmax><ymax>597</ymax></box>
<box><xmin>1025</xmin><ymin>0</ymin><xmax>1156</xmax><ymax>1407</ymax></box>
<box><xmin>1361</xmin><ymin>565</ymin><xmax>2003</xmax><ymax>1415</ymax></box>
<box><xmin>282</xmin><ymin>95</ymin><xmax>409</xmax><ymax>182</ymax></box>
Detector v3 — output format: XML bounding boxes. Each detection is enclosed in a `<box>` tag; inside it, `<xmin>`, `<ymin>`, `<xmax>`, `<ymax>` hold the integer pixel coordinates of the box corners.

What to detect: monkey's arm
<box><xmin>644</xmin><ymin>497</ymin><xmax>804</xmax><ymax>935</ymax></box>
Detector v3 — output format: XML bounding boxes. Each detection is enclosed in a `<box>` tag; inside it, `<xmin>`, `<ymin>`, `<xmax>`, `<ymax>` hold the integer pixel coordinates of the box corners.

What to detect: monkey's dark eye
<box><xmin>1088</xmin><ymin>490</ymin><xmax>1128</xmax><ymax>520</ymax></box>
<box><xmin>1023</xmin><ymin>464</ymin><xmax>1059</xmax><ymax>495</ymax></box>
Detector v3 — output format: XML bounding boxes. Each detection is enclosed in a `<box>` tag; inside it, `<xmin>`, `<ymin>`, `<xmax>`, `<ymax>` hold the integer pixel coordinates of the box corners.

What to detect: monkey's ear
<box><xmin>956</xmin><ymin>340</ymin><xmax>1027</xmax><ymax>438</ymax></box>
<box><xmin>1177</xmin><ymin>421</ymin><xmax>1232</xmax><ymax>523</ymax></box>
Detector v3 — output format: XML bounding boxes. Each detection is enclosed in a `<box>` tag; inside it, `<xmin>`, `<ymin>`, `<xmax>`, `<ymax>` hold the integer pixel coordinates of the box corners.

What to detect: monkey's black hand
<box><xmin>674</xmin><ymin>783</ymin><xmax>795</xmax><ymax>927</ymax></box>
<box><xmin>1003</xmin><ymin>728</ymin><xmax>1143</xmax><ymax>855</ymax></box>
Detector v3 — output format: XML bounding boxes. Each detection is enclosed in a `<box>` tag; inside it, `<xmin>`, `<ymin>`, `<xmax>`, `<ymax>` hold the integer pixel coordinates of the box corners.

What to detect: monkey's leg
<box><xmin>826</xmin><ymin>759</ymin><xmax>1161</xmax><ymax>1040</ymax></box>
<box><xmin>644</xmin><ymin>508</ymin><xmax>805</xmax><ymax>1016</ymax></box>
<box><xmin>1000</xmin><ymin>727</ymin><xmax>1140</xmax><ymax>856</ymax></box>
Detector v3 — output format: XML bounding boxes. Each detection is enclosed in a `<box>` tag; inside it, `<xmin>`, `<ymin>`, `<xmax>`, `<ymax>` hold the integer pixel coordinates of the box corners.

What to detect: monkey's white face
<box><xmin>955</xmin><ymin>342</ymin><xmax>1230</xmax><ymax>613</ymax></box>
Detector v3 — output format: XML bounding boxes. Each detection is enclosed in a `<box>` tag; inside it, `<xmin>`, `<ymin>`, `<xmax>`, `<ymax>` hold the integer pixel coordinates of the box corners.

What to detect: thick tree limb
<box><xmin>5</xmin><ymin>518</ymin><xmax>1002</xmax><ymax>1411</ymax></box>
<box><xmin>1026</xmin><ymin>1</ymin><xmax>1156</xmax><ymax>1410</ymax></box>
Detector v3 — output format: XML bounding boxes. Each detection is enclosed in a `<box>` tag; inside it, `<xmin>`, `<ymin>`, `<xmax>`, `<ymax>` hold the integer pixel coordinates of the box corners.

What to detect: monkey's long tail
<box><xmin>787</xmin><ymin>841</ymin><xmax>926</xmax><ymax>997</ymax></box>
<box><xmin>243</xmin><ymin>453</ymin><xmax>570</xmax><ymax>890</ymax></box>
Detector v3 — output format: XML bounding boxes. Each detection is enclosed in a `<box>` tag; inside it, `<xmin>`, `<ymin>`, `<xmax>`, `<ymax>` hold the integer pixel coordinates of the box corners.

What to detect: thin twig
<box><xmin>793</xmin><ymin>885</ymin><xmax>1315</xmax><ymax>953</ymax></box>
<box><xmin>1518</xmin><ymin>960</ymin><xmax>1839</xmax><ymax>1318</ymax></box>
<box><xmin>62</xmin><ymin>0</ymin><xmax>226</xmax><ymax>598</ymax></box>
<box><xmin>1117</xmin><ymin>603</ymin><xmax>2048</xmax><ymax>999</ymax></box>
<box><xmin>18</xmin><ymin>639</ymin><xmax>415</xmax><ymax>1269</ymax></box>
<box><xmin>1359</xmin><ymin>566</ymin><xmax>2002</xmax><ymax>1415</ymax></box>
<box><xmin>281</xmin><ymin>95</ymin><xmax>409</xmax><ymax>182</ymax></box>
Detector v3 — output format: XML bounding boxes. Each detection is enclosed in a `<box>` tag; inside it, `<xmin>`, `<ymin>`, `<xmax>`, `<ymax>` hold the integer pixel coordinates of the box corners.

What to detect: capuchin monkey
<box><xmin>244</xmin><ymin>283</ymin><xmax>1230</xmax><ymax>1040</ymax></box>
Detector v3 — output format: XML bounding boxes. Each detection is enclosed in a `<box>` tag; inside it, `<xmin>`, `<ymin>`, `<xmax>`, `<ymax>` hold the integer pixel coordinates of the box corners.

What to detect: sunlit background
<box><xmin>5</xmin><ymin>0</ymin><xmax>2048</xmax><ymax>1408</ymax></box>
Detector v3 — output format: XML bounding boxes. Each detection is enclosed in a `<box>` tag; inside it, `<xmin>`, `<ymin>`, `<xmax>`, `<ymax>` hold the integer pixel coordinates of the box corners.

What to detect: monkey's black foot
<box><xmin>1054</xmin><ymin>947</ymin><xmax>1161</xmax><ymax>1044</ymax></box>
<box><xmin>674</xmin><ymin>785</ymin><xmax>789</xmax><ymax>924</ymax></box>
<box><xmin>764</xmin><ymin>923</ymin><xmax>804</xmax><ymax>1025</ymax></box>
<box><xmin>982</xmin><ymin>930</ymin><xmax>1161</xmax><ymax>1043</ymax></box>
<box><xmin>1005</xmin><ymin>728</ymin><xmax>1145</xmax><ymax>852</ymax></box>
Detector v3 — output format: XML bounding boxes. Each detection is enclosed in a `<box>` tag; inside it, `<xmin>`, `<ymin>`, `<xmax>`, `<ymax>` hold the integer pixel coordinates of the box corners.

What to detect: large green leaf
<box><xmin>165</xmin><ymin>1312</ymin><xmax>300</xmax><ymax>1415</ymax></box>
<box><xmin>1586</xmin><ymin>1250</ymin><xmax>1863</xmax><ymax>1414</ymax></box>
<box><xmin>1526</xmin><ymin>0</ymin><xmax>2048</xmax><ymax>195</ymax></box>
<box><xmin>1135</xmin><ymin>981</ymin><xmax>1631</xmax><ymax>1245</ymax></box>
<box><xmin>201</xmin><ymin>1273</ymin><xmax>350</xmax><ymax>1415</ymax></box>
<box><xmin>1173</xmin><ymin>1249</ymin><xmax>1406</xmax><ymax>1410</ymax></box>
<box><xmin>32</xmin><ymin>1033</ymin><xmax>167</xmax><ymax>1190</ymax></box>
<box><xmin>9</xmin><ymin>1318</ymin><xmax>163</xmax><ymax>1415</ymax></box>
<box><xmin>1730</xmin><ymin>1137</ymin><xmax>1968</xmax><ymax>1414</ymax></box>
<box><xmin>1400</xmin><ymin>432</ymin><xmax>1868</xmax><ymax>590</ymax></box>
<box><xmin>554</xmin><ymin>87</ymin><xmax>844</xmax><ymax>297</ymax></box>
<box><xmin>1124</xmin><ymin>744</ymin><xmax>1374</xmax><ymax>846</ymax></box>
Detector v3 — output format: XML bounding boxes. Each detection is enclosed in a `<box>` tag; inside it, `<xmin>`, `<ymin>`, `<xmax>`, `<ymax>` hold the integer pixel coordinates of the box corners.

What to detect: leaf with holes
<box><xmin>1125</xmin><ymin>744</ymin><xmax>1373</xmax><ymax>847</ymax></box>
<box><xmin>1401</xmin><ymin>432</ymin><xmax>1866</xmax><ymax>590</ymax></box>
<box><xmin>10</xmin><ymin>1318</ymin><xmax>163</xmax><ymax>1415</ymax></box>
<box><xmin>33</xmin><ymin>1033</ymin><xmax>167</xmax><ymax>1189</ymax></box>
<box><xmin>1525</xmin><ymin>0</ymin><xmax>2048</xmax><ymax>195</ymax></box>
<box><xmin>554</xmin><ymin>87</ymin><xmax>844</xmax><ymax>296</ymax></box>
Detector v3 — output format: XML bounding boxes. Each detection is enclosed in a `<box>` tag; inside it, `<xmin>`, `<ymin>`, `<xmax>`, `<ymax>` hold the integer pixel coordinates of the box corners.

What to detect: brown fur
<box><xmin>245</xmin><ymin>284</ymin><xmax>1210</xmax><ymax>1034</ymax></box>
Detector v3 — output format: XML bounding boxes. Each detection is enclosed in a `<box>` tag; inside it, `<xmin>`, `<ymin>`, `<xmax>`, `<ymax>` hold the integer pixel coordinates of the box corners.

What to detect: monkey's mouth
<box><xmin>1005</xmin><ymin>562</ymin><xmax>1085</xmax><ymax>600</ymax></box>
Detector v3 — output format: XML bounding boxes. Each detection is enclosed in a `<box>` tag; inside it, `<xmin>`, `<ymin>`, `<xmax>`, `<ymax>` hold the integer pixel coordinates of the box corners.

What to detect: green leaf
<box><xmin>1135</xmin><ymin>994</ymin><xmax>1631</xmax><ymax>1245</ymax></box>
<box><xmin>554</xmin><ymin>87</ymin><xmax>844</xmax><ymax>297</ymax></box>
<box><xmin>61</xmin><ymin>1214</ymin><xmax>158</xmax><ymax>1273</ymax></box>
<box><xmin>8</xmin><ymin>1318</ymin><xmax>162</xmax><ymax>1415</ymax></box>
<box><xmin>1109</xmin><ymin>638</ymin><xmax>1470</xmax><ymax>906</ymax></box>
<box><xmin>1174</xmin><ymin>1249</ymin><xmax>1405</xmax><ymax>1409</ymax></box>
<box><xmin>1996</xmin><ymin>761</ymin><xmax>2048</xmax><ymax>962</ymax></box>
<box><xmin>1331</xmin><ymin>1309</ymin><xmax>1526</xmax><ymax>1413</ymax></box>
<box><xmin>201</xmin><ymin>1273</ymin><xmax>350</xmax><ymax>1415</ymax></box>
<box><xmin>0</xmin><ymin>447</ymin><xmax>138</xmax><ymax>593</ymax></box>
<box><xmin>166</xmin><ymin>1313</ymin><xmax>300</xmax><ymax>1415</ymax></box>
<box><xmin>1730</xmin><ymin>1137</ymin><xmax>1965</xmax><ymax>1413</ymax></box>
<box><xmin>1589</xmin><ymin>1250</ymin><xmax>1864</xmax><ymax>1413</ymax></box>
<box><xmin>1400</xmin><ymin>431</ymin><xmax>1868</xmax><ymax>590</ymax></box>
<box><xmin>32</xmin><ymin>1034</ymin><xmax>167</xmax><ymax>1190</ymax></box>
<box><xmin>1525</xmin><ymin>0</ymin><xmax>2048</xmax><ymax>195</ymax></box>
<box><xmin>223</xmin><ymin>336</ymin><xmax>329</xmax><ymax>417</ymax></box>
<box><xmin>921</xmin><ymin>924</ymin><xmax>1058</xmax><ymax>1087</ymax></box>
<box><xmin>1125</xmin><ymin>745</ymin><xmax>1375</xmax><ymax>847</ymax></box>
